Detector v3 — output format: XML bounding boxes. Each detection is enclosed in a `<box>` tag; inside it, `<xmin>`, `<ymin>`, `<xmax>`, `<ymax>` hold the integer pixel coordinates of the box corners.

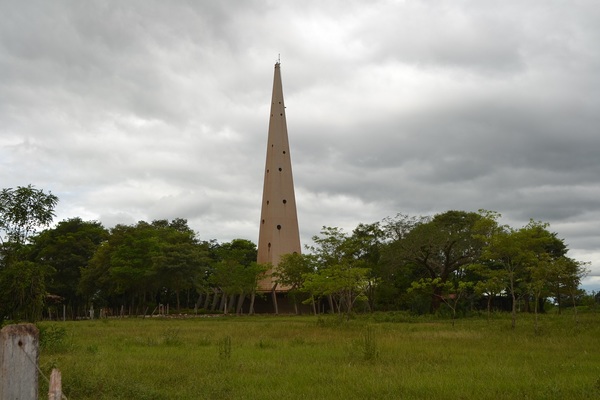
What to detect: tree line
<box><xmin>0</xmin><ymin>185</ymin><xmax>595</xmax><ymax>323</ymax></box>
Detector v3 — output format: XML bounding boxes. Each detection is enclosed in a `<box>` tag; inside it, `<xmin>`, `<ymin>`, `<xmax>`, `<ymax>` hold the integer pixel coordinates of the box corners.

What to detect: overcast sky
<box><xmin>1</xmin><ymin>1</ymin><xmax>599</xmax><ymax>289</ymax></box>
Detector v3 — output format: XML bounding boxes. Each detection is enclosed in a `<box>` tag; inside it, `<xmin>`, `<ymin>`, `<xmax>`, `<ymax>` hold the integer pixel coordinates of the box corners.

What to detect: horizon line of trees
<box><xmin>1</xmin><ymin>185</ymin><xmax>597</xmax><ymax>324</ymax></box>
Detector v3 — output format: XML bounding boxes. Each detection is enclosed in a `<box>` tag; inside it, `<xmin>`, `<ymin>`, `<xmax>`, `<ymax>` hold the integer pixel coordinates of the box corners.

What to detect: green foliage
<box><xmin>0</xmin><ymin>185</ymin><xmax>58</xmax><ymax>321</ymax></box>
<box><xmin>0</xmin><ymin>185</ymin><xmax>58</xmax><ymax>246</ymax></box>
<box><xmin>0</xmin><ymin>260</ymin><xmax>48</xmax><ymax>321</ymax></box>
<box><xmin>274</xmin><ymin>252</ymin><xmax>315</xmax><ymax>290</ymax></box>
<box><xmin>38</xmin><ymin>324</ymin><xmax>71</xmax><ymax>352</ymax></box>
<box><xmin>78</xmin><ymin>219</ymin><xmax>213</xmax><ymax>313</ymax></box>
<box><xmin>302</xmin><ymin>263</ymin><xmax>371</xmax><ymax>316</ymax></box>
<box><xmin>380</xmin><ymin>210</ymin><xmax>488</xmax><ymax>312</ymax></box>
<box><xmin>29</xmin><ymin>218</ymin><xmax>108</xmax><ymax>317</ymax></box>
<box><xmin>1</xmin><ymin>194</ymin><xmax>591</xmax><ymax>322</ymax></box>
<box><xmin>358</xmin><ymin>325</ymin><xmax>378</xmax><ymax>361</ymax></box>
<box><xmin>302</xmin><ymin>226</ymin><xmax>378</xmax><ymax>315</ymax></box>
<box><xmin>208</xmin><ymin>239</ymin><xmax>264</xmax><ymax>314</ymax></box>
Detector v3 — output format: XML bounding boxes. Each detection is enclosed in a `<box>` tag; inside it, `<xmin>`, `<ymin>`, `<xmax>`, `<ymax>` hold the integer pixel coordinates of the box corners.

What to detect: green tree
<box><xmin>0</xmin><ymin>185</ymin><xmax>58</xmax><ymax>321</ymax></box>
<box><xmin>348</xmin><ymin>223</ymin><xmax>384</xmax><ymax>311</ymax></box>
<box><xmin>29</xmin><ymin>218</ymin><xmax>108</xmax><ymax>318</ymax></box>
<box><xmin>304</xmin><ymin>226</ymin><xmax>372</xmax><ymax>316</ymax></box>
<box><xmin>0</xmin><ymin>185</ymin><xmax>59</xmax><ymax>246</ymax></box>
<box><xmin>274</xmin><ymin>252</ymin><xmax>316</xmax><ymax>314</ymax></box>
<box><xmin>210</xmin><ymin>239</ymin><xmax>261</xmax><ymax>314</ymax></box>
<box><xmin>150</xmin><ymin>219</ymin><xmax>211</xmax><ymax>311</ymax></box>
<box><xmin>79</xmin><ymin>219</ymin><xmax>211</xmax><ymax>315</ymax></box>
<box><xmin>301</xmin><ymin>263</ymin><xmax>371</xmax><ymax>318</ymax></box>
<box><xmin>0</xmin><ymin>260</ymin><xmax>48</xmax><ymax>321</ymax></box>
<box><xmin>481</xmin><ymin>220</ymin><xmax>567</xmax><ymax>329</ymax></box>
<box><xmin>408</xmin><ymin>278</ymin><xmax>473</xmax><ymax>326</ymax></box>
<box><xmin>385</xmin><ymin>211</ymin><xmax>488</xmax><ymax>312</ymax></box>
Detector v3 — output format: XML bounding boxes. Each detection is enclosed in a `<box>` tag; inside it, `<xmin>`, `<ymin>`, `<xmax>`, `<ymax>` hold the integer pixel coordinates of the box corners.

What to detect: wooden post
<box><xmin>48</xmin><ymin>368</ymin><xmax>62</xmax><ymax>400</ymax></box>
<box><xmin>0</xmin><ymin>324</ymin><xmax>39</xmax><ymax>400</ymax></box>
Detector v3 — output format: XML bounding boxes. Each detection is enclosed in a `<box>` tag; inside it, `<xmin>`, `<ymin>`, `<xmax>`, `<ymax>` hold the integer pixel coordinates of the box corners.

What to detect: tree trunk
<box><xmin>236</xmin><ymin>292</ymin><xmax>245</xmax><ymax>315</ymax></box>
<box><xmin>228</xmin><ymin>294</ymin><xmax>236</xmax><ymax>314</ymax></box>
<box><xmin>571</xmin><ymin>289</ymin><xmax>579</xmax><ymax>325</ymax></box>
<box><xmin>556</xmin><ymin>284</ymin><xmax>562</xmax><ymax>315</ymax></box>
<box><xmin>511</xmin><ymin>292</ymin><xmax>517</xmax><ymax>329</ymax></box>
<box><xmin>249</xmin><ymin>291</ymin><xmax>256</xmax><ymax>315</ymax></box>
<box><xmin>431</xmin><ymin>286</ymin><xmax>443</xmax><ymax>313</ymax></box>
<box><xmin>534</xmin><ymin>293</ymin><xmax>540</xmax><ymax>335</ymax></box>
<box><xmin>272</xmin><ymin>290</ymin><xmax>279</xmax><ymax>315</ymax></box>
<box><xmin>194</xmin><ymin>293</ymin><xmax>203</xmax><ymax>313</ymax></box>
<box><xmin>219</xmin><ymin>292</ymin><xmax>227</xmax><ymax>313</ymax></box>
<box><xmin>328</xmin><ymin>295</ymin><xmax>334</xmax><ymax>314</ymax></box>
<box><xmin>203</xmin><ymin>291</ymin><xmax>211</xmax><ymax>310</ymax></box>
<box><xmin>211</xmin><ymin>289</ymin><xmax>219</xmax><ymax>311</ymax></box>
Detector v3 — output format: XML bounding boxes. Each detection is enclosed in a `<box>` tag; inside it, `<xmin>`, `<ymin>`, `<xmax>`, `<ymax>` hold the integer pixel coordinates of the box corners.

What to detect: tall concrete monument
<box><xmin>257</xmin><ymin>61</ymin><xmax>301</xmax><ymax>296</ymax></box>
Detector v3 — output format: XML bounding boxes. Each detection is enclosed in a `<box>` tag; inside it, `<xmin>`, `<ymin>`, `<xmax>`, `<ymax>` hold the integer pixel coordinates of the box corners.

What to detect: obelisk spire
<box><xmin>257</xmin><ymin>62</ymin><xmax>301</xmax><ymax>292</ymax></box>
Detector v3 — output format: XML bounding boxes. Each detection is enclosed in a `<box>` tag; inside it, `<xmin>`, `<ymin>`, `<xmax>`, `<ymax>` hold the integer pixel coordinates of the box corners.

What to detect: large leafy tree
<box><xmin>274</xmin><ymin>252</ymin><xmax>316</xmax><ymax>314</ymax></box>
<box><xmin>481</xmin><ymin>219</ymin><xmax>569</xmax><ymax>328</ymax></box>
<box><xmin>304</xmin><ymin>226</ymin><xmax>374</xmax><ymax>315</ymax></box>
<box><xmin>0</xmin><ymin>185</ymin><xmax>59</xmax><ymax>246</ymax></box>
<box><xmin>29</xmin><ymin>218</ymin><xmax>108</xmax><ymax>318</ymax></box>
<box><xmin>0</xmin><ymin>185</ymin><xmax>58</xmax><ymax>321</ymax></box>
<box><xmin>385</xmin><ymin>210</ymin><xmax>489</xmax><ymax>311</ymax></box>
<box><xmin>301</xmin><ymin>262</ymin><xmax>371</xmax><ymax>317</ymax></box>
<box><xmin>150</xmin><ymin>219</ymin><xmax>212</xmax><ymax>310</ymax></box>
<box><xmin>209</xmin><ymin>239</ymin><xmax>262</xmax><ymax>314</ymax></box>
<box><xmin>79</xmin><ymin>219</ymin><xmax>210</xmax><ymax>314</ymax></box>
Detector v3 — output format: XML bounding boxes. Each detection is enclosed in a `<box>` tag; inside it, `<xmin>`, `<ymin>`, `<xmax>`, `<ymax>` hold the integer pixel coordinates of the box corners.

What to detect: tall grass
<box><xmin>38</xmin><ymin>312</ymin><xmax>600</xmax><ymax>399</ymax></box>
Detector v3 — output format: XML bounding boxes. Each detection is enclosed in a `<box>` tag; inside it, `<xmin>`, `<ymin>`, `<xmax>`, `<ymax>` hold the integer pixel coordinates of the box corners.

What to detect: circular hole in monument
<box><xmin>268</xmin><ymin>242</ymin><xmax>271</xmax><ymax>248</ymax></box>
<box><xmin>278</xmin><ymin>167</ymin><xmax>282</xmax><ymax>171</ymax></box>
<box><xmin>283</xmin><ymin>151</ymin><xmax>286</xmax><ymax>154</ymax></box>
<box><xmin>262</xmin><ymin>219</ymin><xmax>265</xmax><ymax>224</ymax></box>
<box><xmin>283</xmin><ymin>199</ymin><xmax>287</xmax><ymax>204</ymax></box>
<box><xmin>277</xmin><ymin>225</ymin><xmax>281</xmax><ymax>230</ymax></box>
<box><xmin>280</xmin><ymin>113</ymin><xmax>283</xmax><ymax>116</ymax></box>
<box><xmin>266</xmin><ymin>201</ymin><xmax>269</xmax><ymax>205</ymax></box>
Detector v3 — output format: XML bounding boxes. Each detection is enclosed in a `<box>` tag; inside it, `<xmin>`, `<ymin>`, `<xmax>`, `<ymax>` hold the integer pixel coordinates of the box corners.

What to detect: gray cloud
<box><xmin>1</xmin><ymin>0</ymin><xmax>599</xmax><ymax>288</ymax></box>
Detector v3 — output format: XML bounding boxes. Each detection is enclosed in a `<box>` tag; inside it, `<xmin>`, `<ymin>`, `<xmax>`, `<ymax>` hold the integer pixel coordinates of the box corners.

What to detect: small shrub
<box><xmin>86</xmin><ymin>344</ymin><xmax>99</xmax><ymax>354</ymax></box>
<box><xmin>316</xmin><ymin>315</ymin><xmax>347</xmax><ymax>328</ymax></box>
<box><xmin>38</xmin><ymin>324</ymin><xmax>71</xmax><ymax>352</ymax></box>
<box><xmin>197</xmin><ymin>336</ymin><xmax>212</xmax><ymax>346</ymax></box>
<box><xmin>218</xmin><ymin>335</ymin><xmax>232</xmax><ymax>359</ymax></box>
<box><xmin>256</xmin><ymin>338</ymin><xmax>276</xmax><ymax>349</ymax></box>
<box><xmin>289</xmin><ymin>337</ymin><xmax>307</xmax><ymax>347</ymax></box>
<box><xmin>161</xmin><ymin>328</ymin><xmax>182</xmax><ymax>346</ymax></box>
<box><xmin>360</xmin><ymin>326</ymin><xmax>379</xmax><ymax>361</ymax></box>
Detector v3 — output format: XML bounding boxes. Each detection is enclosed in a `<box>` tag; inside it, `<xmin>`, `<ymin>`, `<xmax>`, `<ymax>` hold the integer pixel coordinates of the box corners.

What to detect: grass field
<box><xmin>37</xmin><ymin>311</ymin><xmax>600</xmax><ymax>399</ymax></box>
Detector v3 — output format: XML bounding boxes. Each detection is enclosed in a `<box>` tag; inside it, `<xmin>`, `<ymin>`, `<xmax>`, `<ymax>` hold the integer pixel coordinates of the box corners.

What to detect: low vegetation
<box><xmin>38</xmin><ymin>312</ymin><xmax>600</xmax><ymax>399</ymax></box>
